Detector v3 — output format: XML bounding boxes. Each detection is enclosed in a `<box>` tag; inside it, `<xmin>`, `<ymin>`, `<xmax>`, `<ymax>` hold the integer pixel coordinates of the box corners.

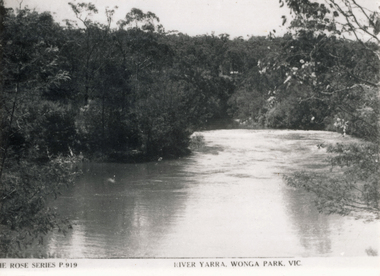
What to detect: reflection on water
<box><xmin>282</xmin><ymin>186</ymin><xmax>333</xmax><ymax>256</ymax></box>
<box><xmin>47</xmin><ymin>161</ymin><xmax>193</xmax><ymax>258</ymax></box>
<box><xmin>43</xmin><ymin>129</ymin><xmax>379</xmax><ymax>258</ymax></box>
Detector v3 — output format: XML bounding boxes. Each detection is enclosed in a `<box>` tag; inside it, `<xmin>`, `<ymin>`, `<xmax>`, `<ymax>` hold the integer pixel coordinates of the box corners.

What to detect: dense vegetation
<box><xmin>277</xmin><ymin>0</ymin><xmax>380</xmax><ymax>221</ymax></box>
<box><xmin>0</xmin><ymin>0</ymin><xmax>379</xmax><ymax>256</ymax></box>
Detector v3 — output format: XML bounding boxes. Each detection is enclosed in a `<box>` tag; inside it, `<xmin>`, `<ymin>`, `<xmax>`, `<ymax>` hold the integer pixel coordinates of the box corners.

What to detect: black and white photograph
<box><xmin>0</xmin><ymin>0</ymin><xmax>379</xmax><ymax>275</ymax></box>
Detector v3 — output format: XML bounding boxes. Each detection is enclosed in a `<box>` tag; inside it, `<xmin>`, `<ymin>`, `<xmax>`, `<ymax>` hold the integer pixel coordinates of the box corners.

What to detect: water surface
<box><xmin>45</xmin><ymin>129</ymin><xmax>379</xmax><ymax>257</ymax></box>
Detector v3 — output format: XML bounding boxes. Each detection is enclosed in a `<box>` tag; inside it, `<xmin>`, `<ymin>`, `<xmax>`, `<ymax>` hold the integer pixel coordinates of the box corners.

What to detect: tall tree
<box><xmin>0</xmin><ymin>7</ymin><xmax>80</xmax><ymax>256</ymax></box>
<box><xmin>278</xmin><ymin>0</ymin><xmax>379</xmax><ymax>139</ymax></box>
<box><xmin>277</xmin><ymin>0</ymin><xmax>380</xmax><ymax>220</ymax></box>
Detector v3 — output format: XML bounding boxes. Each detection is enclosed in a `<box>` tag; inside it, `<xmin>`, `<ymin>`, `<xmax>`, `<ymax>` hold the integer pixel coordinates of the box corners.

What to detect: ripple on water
<box><xmin>42</xmin><ymin>129</ymin><xmax>379</xmax><ymax>258</ymax></box>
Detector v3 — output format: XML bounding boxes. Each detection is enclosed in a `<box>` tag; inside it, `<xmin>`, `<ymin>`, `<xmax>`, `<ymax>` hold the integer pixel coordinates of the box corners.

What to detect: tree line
<box><xmin>0</xmin><ymin>0</ymin><xmax>379</xmax><ymax>256</ymax></box>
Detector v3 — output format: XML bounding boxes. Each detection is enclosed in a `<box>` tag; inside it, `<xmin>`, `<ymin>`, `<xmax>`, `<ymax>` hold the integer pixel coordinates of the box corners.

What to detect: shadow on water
<box><xmin>41</xmin><ymin>129</ymin><xmax>379</xmax><ymax>258</ymax></box>
<box><xmin>195</xmin><ymin>145</ymin><xmax>225</xmax><ymax>155</ymax></box>
<box><xmin>281</xmin><ymin>186</ymin><xmax>333</xmax><ymax>256</ymax></box>
<box><xmin>46</xmin><ymin>160</ymin><xmax>195</xmax><ymax>258</ymax></box>
<box><xmin>275</xmin><ymin>130</ymin><xmax>379</xmax><ymax>257</ymax></box>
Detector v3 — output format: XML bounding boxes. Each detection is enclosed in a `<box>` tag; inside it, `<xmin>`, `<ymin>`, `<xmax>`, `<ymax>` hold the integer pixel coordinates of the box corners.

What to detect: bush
<box><xmin>0</xmin><ymin>155</ymin><xmax>81</xmax><ymax>257</ymax></box>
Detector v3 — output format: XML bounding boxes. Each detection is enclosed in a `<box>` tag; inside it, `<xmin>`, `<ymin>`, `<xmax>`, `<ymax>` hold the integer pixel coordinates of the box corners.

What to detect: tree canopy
<box><xmin>1</xmin><ymin>0</ymin><xmax>379</xmax><ymax>256</ymax></box>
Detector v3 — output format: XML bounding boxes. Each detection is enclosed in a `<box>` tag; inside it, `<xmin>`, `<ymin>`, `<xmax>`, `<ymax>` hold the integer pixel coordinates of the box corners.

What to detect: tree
<box><xmin>227</xmin><ymin>36</ymin><xmax>286</xmax><ymax>127</ymax></box>
<box><xmin>166</xmin><ymin>33</ymin><xmax>236</xmax><ymax>128</ymax></box>
<box><xmin>65</xmin><ymin>4</ymin><xmax>197</xmax><ymax>160</ymax></box>
<box><xmin>0</xmin><ymin>7</ymin><xmax>80</xmax><ymax>256</ymax></box>
<box><xmin>117</xmin><ymin>8</ymin><xmax>162</xmax><ymax>32</ymax></box>
<box><xmin>285</xmin><ymin>142</ymin><xmax>379</xmax><ymax>220</ymax></box>
<box><xmin>277</xmin><ymin>0</ymin><xmax>379</xmax><ymax>137</ymax></box>
<box><xmin>277</xmin><ymin>0</ymin><xmax>380</xmax><ymax>219</ymax></box>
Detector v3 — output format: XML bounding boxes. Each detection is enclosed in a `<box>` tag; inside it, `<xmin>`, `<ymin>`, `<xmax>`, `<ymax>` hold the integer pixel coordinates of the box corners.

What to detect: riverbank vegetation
<box><xmin>277</xmin><ymin>0</ymin><xmax>379</xmax><ymax>221</ymax></box>
<box><xmin>0</xmin><ymin>0</ymin><xmax>379</xmax><ymax>256</ymax></box>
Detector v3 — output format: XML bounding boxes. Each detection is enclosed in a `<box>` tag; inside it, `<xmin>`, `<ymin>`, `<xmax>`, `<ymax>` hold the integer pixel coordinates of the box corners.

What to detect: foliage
<box><xmin>63</xmin><ymin>4</ymin><xmax>239</xmax><ymax>159</ymax></box>
<box><xmin>276</xmin><ymin>0</ymin><xmax>379</xmax><ymax>140</ymax></box>
<box><xmin>2</xmin><ymin>0</ymin><xmax>380</xmax><ymax>256</ymax></box>
<box><xmin>279</xmin><ymin>0</ymin><xmax>380</xmax><ymax>42</ymax></box>
<box><xmin>166</xmin><ymin>33</ymin><xmax>236</xmax><ymax>126</ymax></box>
<box><xmin>278</xmin><ymin>0</ymin><xmax>380</xmax><ymax>220</ymax></box>
<box><xmin>227</xmin><ymin>36</ymin><xmax>281</xmax><ymax>126</ymax></box>
<box><xmin>228</xmin><ymin>0</ymin><xmax>376</xmax><ymax>138</ymax></box>
<box><xmin>189</xmin><ymin>134</ymin><xmax>205</xmax><ymax>150</ymax></box>
<box><xmin>0</xmin><ymin>156</ymin><xmax>81</xmax><ymax>257</ymax></box>
<box><xmin>284</xmin><ymin>142</ymin><xmax>379</xmax><ymax>220</ymax></box>
<box><xmin>0</xmin><ymin>6</ymin><xmax>81</xmax><ymax>256</ymax></box>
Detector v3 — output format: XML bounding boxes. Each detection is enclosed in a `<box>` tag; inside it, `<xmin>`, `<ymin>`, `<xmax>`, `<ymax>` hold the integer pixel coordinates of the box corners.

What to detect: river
<box><xmin>43</xmin><ymin>129</ymin><xmax>379</xmax><ymax>258</ymax></box>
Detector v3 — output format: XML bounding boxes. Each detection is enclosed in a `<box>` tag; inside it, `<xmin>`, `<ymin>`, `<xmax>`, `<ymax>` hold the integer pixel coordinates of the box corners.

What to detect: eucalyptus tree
<box><xmin>166</xmin><ymin>33</ymin><xmax>236</xmax><ymax>128</ymax></box>
<box><xmin>63</xmin><ymin>2</ymin><xmax>123</xmax><ymax>155</ymax></box>
<box><xmin>275</xmin><ymin>0</ymin><xmax>380</xmax><ymax>138</ymax></box>
<box><xmin>276</xmin><ymin>0</ymin><xmax>380</xmax><ymax>220</ymax></box>
<box><xmin>117</xmin><ymin>7</ymin><xmax>162</xmax><ymax>32</ymax></box>
<box><xmin>227</xmin><ymin>36</ymin><xmax>286</xmax><ymax>126</ymax></box>
<box><xmin>0</xmin><ymin>7</ymin><xmax>80</xmax><ymax>256</ymax></box>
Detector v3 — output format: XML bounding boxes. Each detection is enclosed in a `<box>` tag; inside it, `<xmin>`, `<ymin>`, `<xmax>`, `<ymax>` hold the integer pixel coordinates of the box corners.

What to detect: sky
<box><xmin>4</xmin><ymin>0</ymin><xmax>379</xmax><ymax>38</ymax></box>
<box><xmin>4</xmin><ymin>0</ymin><xmax>291</xmax><ymax>38</ymax></box>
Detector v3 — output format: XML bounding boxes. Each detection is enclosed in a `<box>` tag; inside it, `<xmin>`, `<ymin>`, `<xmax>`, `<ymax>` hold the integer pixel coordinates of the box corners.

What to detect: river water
<box><xmin>45</xmin><ymin>129</ymin><xmax>379</xmax><ymax>258</ymax></box>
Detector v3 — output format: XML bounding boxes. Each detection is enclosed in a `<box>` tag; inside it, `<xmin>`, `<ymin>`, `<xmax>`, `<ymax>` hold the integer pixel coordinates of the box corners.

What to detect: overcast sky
<box><xmin>4</xmin><ymin>0</ymin><xmax>378</xmax><ymax>38</ymax></box>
